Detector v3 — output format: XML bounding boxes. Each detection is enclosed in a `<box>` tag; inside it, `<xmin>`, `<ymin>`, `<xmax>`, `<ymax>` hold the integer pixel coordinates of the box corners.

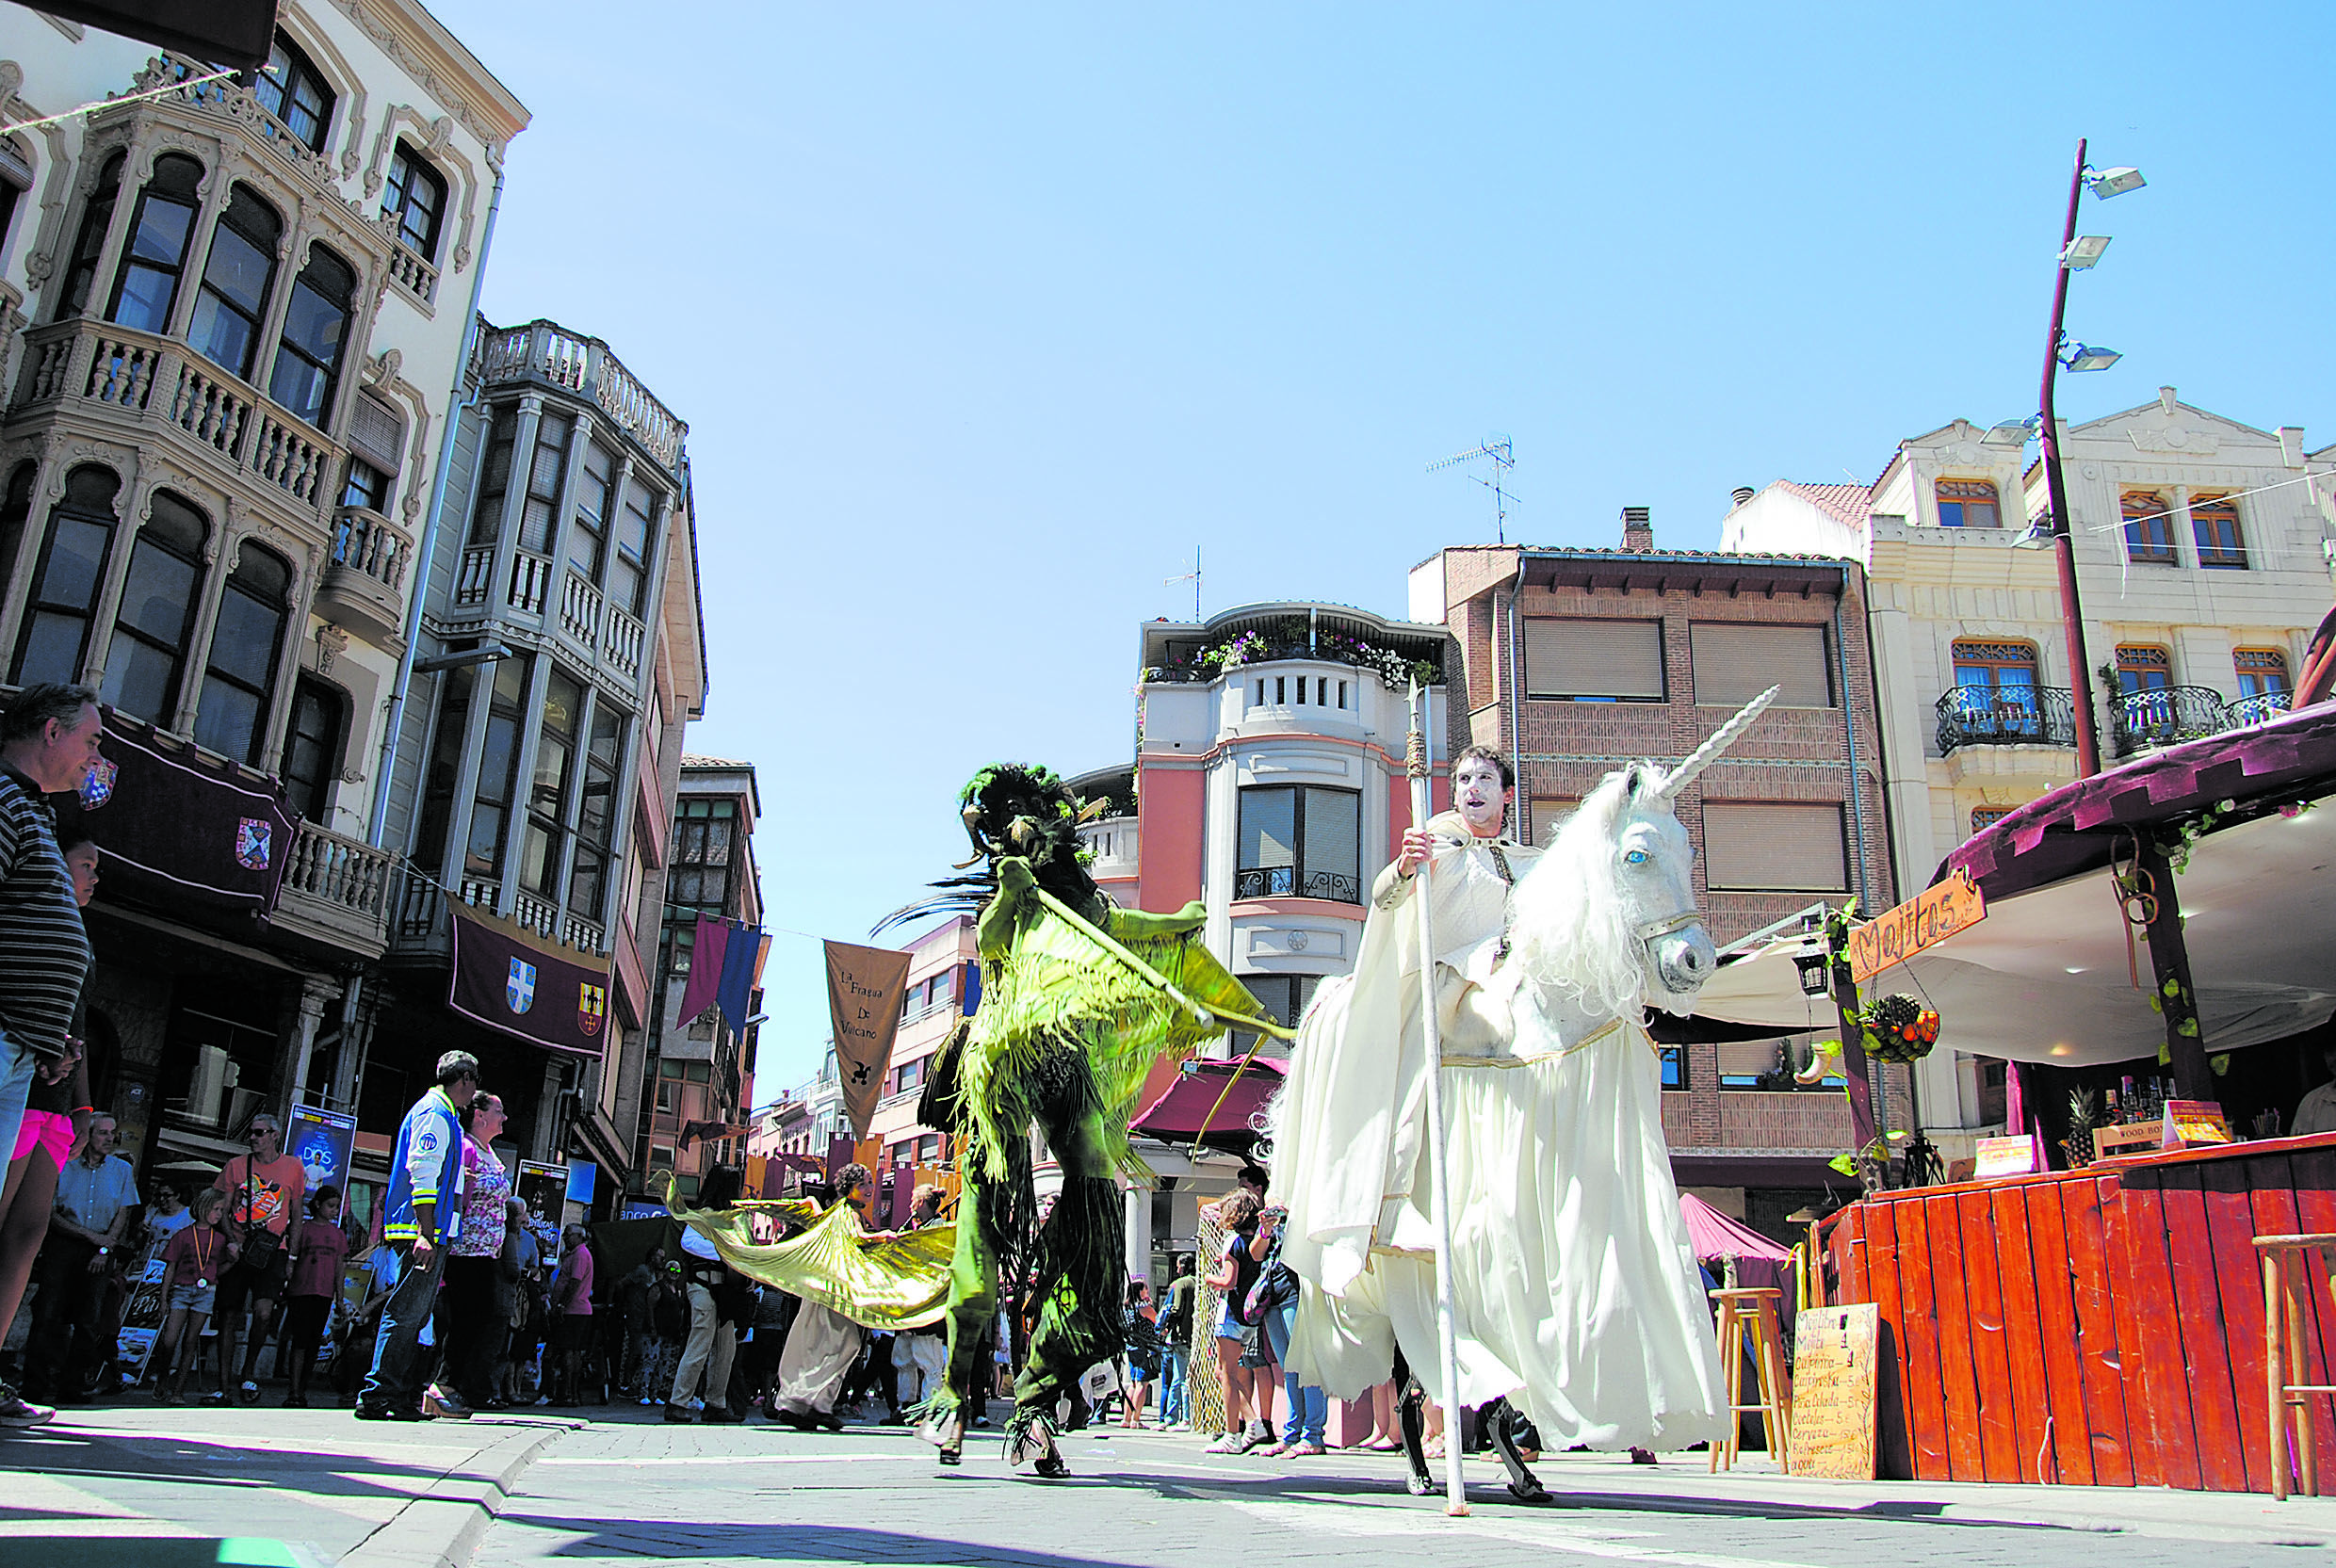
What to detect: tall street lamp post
<box><xmin>2030</xmin><ymin>137</ymin><xmax>2143</xmax><ymax>779</ymax></box>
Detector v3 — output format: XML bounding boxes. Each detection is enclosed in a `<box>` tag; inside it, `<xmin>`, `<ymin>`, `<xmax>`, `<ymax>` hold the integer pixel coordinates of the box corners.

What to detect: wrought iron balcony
<box><xmin>2111</xmin><ymin>685</ymin><xmax>2231</xmax><ymax>758</ymax></box>
<box><xmin>1934</xmin><ymin>686</ymin><xmax>2078</xmax><ymax>755</ymax></box>
<box><xmin>2224</xmin><ymin>689</ymin><xmax>2294</xmax><ymax>730</ymax></box>
<box><xmin>1234</xmin><ymin>865</ymin><xmax>1362</xmax><ymax>904</ymax></box>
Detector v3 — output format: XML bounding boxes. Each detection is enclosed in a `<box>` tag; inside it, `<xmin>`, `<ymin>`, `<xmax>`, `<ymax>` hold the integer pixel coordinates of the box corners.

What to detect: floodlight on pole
<box><xmin>2059</xmin><ymin>234</ymin><xmax>2112</xmax><ymax>268</ymax></box>
<box><xmin>2032</xmin><ymin>137</ymin><xmax>2143</xmax><ymax>782</ymax></box>
<box><xmin>1981</xmin><ymin>418</ymin><xmax>2036</xmax><ymax>448</ymax></box>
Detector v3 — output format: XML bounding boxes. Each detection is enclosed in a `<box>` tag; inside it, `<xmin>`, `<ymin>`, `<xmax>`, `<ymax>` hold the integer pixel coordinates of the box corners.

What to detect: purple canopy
<box><xmin>1943</xmin><ymin>703</ymin><xmax>2336</xmax><ymax>900</ymax></box>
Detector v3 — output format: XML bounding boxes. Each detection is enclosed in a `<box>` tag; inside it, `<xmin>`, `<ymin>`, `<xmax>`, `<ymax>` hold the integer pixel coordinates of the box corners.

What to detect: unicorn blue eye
<box><xmin>1624</xmin><ymin>849</ymin><xmax>1648</xmax><ymax>865</ymax></box>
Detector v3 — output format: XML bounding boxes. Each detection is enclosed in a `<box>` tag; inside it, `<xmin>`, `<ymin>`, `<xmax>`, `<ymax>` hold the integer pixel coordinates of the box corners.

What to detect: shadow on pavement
<box><xmin>0</xmin><ymin>1421</ymin><xmax>501</xmax><ymax>1505</ymax></box>
<box><xmin>491</xmin><ymin>1514</ymin><xmax>1176</xmax><ymax>1565</ymax></box>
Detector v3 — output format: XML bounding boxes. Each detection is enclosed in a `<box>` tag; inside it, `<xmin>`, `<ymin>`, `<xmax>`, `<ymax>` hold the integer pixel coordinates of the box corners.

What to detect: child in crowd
<box><xmin>643</xmin><ymin>1258</ymin><xmax>689</xmax><ymax>1407</ymax></box>
<box><xmin>278</xmin><ymin>1186</ymin><xmax>349</xmax><ymax>1407</ymax></box>
<box><xmin>154</xmin><ymin>1189</ymin><xmax>229</xmax><ymax>1403</ymax></box>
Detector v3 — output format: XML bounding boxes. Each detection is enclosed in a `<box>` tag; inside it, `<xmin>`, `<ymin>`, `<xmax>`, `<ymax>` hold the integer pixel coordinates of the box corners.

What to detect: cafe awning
<box><xmin>1692</xmin><ymin>782</ymin><xmax>2336</xmax><ymax>1068</ymax></box>
<box><xmin>1131</xmin><ymin>1056</ymin><xmax>1285</xmax><ymax>1153</ymax></box>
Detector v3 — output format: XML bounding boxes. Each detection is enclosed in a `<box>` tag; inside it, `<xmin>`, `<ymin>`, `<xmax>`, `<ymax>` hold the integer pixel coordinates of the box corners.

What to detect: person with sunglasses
<box><xmin>210</xmin><ymin>1112</ymin><xmax>305</xmax><ymax>1404</ymax></box>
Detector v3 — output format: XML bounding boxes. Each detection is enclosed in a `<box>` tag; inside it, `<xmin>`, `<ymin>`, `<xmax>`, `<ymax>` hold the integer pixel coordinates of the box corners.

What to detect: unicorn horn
<box><xmin>1655</xmin><ymin>686</ymin><xmax>1780</xmax><ymax>800</ymax></box>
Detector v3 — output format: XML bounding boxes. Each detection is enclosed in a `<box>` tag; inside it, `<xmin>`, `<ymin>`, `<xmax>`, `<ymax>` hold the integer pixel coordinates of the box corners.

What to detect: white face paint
<box><xmin>1452</xmin><ymin>755</ymin><xmax>1511</xmax><ymax>837</ymax></box>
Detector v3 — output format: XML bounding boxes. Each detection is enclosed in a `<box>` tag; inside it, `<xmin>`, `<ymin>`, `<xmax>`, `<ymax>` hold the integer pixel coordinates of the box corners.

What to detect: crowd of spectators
<box><xmin>0</xmin><ymin>687</ymin><xmax>1419</xmax><ymax>1447</ymax></box>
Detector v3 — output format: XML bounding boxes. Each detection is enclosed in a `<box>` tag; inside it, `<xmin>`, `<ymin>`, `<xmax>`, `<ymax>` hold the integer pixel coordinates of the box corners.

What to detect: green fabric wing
<box><xmin>959</xmin><ymin>858</ymin><xmax>1290</xmax><ymax>1178</ymax></box>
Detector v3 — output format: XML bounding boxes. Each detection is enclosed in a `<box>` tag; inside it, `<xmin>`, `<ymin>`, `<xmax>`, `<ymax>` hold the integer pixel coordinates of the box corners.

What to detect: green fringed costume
<box><xmin>897</xmin><ymin>765</ymin><xmax>1287</xmax><ymax>1470</ymax></box>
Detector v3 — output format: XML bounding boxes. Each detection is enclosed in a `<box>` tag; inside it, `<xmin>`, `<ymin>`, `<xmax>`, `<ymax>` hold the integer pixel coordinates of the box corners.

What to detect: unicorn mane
<box><xmin>1508</xmin><ymin>763</ymin><xmax>1661</xmax><ymax>1022</ymax></box>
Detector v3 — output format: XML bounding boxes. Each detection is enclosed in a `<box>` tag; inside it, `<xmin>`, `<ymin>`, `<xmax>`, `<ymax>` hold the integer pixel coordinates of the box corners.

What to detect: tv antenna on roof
<box><xmin>1165</xmin><ymin>545</ymin><xmax>1202</xmax><ymax>621</ymax></box>
<box><xmin>1427</xmin><ymin>435</ymin><xmax>1517</xmax><ymax>542</ymax></box>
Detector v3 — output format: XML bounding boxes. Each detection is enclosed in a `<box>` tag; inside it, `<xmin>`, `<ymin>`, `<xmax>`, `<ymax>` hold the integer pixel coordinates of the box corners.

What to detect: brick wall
<box><xmin>1484</xmin><ymin>568</ymin><xmax>1895</xmax><ymax>944</ymax></box>
<box><xmin>1448</xmin><ymin>548</ymin><xmax>1903</xmax><ymax>1190</ymax></box>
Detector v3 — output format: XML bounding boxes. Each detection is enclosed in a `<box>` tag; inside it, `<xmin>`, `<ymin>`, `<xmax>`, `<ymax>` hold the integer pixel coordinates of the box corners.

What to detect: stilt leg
<box><xmin>1486</xmin><ymin>1398</ymin><xmax>1549</xmax><ymax>1504</ymax></box>
<box><xmin>1394</xmin><ymin>1353</ymin><xmax>1434</xmax><ymax>1497</ymax></box>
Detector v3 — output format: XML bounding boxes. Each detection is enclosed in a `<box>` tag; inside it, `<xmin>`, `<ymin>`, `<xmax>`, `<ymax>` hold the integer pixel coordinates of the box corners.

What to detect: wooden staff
<box><xmin>1408</xmin><ymin>681</ymin><xmax>1469</xmax><ymax>1516</ymax></box>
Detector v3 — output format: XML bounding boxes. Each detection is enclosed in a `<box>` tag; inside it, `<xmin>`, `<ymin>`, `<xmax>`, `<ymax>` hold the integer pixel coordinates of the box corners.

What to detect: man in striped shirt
<box><xmin>0</xmin><ymin>683</ymin><xmax>104</xmax><ymax>1428</ymax></box>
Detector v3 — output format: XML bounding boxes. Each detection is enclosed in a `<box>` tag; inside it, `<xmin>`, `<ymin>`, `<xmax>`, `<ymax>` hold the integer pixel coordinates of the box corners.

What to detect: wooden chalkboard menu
<box><xmin>1788</xmin><ymin>1303</ymin><xmax>1879</xmax><ymax>1479</ymax></box>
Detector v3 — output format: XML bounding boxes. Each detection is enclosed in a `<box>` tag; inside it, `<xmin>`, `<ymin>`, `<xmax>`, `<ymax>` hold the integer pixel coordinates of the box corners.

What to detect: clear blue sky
<box><xmin>430</xmin><ymin>2</ymin><xmax>2334</xmax><ymax>1094</ymax></box>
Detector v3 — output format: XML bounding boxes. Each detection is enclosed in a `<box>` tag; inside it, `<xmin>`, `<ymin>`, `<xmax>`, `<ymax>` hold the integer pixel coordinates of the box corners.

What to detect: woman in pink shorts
<box><xmin>0</xmin><ymin>832</ymin><xmax>101</xmax><ymax>1368</ymax></box>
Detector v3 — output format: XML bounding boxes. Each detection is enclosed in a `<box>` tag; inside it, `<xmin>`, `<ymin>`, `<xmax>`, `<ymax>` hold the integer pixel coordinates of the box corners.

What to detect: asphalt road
<box><xmin>471</xmin><ymin>1414</ymin><xmax>2336</xmax><ymax>1568</ymax></box>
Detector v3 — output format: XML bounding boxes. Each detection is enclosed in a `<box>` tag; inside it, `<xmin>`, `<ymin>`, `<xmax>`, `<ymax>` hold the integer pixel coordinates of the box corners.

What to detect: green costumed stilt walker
<box><xmin>885</xmin><ymin>764</ymin><xmax>1289</xmax><ymax>1475</ymax></box>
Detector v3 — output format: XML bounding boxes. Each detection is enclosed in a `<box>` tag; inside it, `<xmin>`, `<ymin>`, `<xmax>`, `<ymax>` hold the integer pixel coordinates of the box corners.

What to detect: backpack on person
<box><xmin>1225</xmin><ymin>1232</ymin><xmax>1270</xmax><ymax>1326</ymax></box>
<box><xmin>1242</xmin><ymin>1229</ymin><xmax>1299</xmax><ymax>1323</ymax></box>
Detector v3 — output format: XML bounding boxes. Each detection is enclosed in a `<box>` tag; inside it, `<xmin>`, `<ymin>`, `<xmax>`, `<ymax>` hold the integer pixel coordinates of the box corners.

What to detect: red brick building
<box><xmin>1410</xmin><ymin>510</ymin><xmax>1902</xmax><ymax>1237</ymax></box>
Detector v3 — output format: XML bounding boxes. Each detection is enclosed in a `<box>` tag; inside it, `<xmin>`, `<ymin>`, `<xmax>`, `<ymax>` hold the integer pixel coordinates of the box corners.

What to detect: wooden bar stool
<box><xmin>2255</xmin><ymin>1233</ymin><xmax>2336</xmax><ymax>1500</ymax></box>
<box><xmin>1709</xmin><ymin>1285</ymin><xmax>1791</xmax><ymax>1472</ymax></box>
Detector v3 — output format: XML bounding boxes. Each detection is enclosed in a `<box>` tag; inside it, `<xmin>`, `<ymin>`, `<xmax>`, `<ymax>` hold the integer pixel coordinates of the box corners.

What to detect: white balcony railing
<box><xmin>474</xmin><ymin>317</ymin><xmax>686</xmax><ymax>473</ymax></box>
<box><xmin>560</xmin><ymin>568</ymin><xmax>603</xmax><ymax>646</ymax></box>
<box><xmin>12</xmin><ymin>318</ymin><xmax>346</xmax><ymax>529</ymax></box>
<box><xmin>603</xmin><ymin>604</ymin><xmax>645</xmax><ymax>681</ymax></box>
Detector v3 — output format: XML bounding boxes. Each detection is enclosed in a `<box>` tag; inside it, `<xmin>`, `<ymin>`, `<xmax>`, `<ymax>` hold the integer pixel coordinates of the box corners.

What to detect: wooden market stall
<box><xmin>1822</xmin><ymin>1132</ymin><xmax>2336</xmax><ymax>1492</ymax></box>
<box><xmin>1694</xmin><ymin>703</ymin><xmax>2336</xmax><ymax>1492</ymax></box>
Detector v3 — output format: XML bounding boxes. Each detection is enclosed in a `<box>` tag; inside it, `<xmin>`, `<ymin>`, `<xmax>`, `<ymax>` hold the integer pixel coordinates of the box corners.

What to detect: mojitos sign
<box><xmin>1848</xmin><ymin>868</ymin><xmax>1986</xmax><ymax>984</ymax></box>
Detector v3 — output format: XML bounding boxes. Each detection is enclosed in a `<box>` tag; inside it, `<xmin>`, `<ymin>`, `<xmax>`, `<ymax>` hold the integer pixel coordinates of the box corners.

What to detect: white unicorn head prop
<box><xmin>1510</xmin><ymin>687</ymin><xmax>1779</xmax><ymax>1020</ymax></box>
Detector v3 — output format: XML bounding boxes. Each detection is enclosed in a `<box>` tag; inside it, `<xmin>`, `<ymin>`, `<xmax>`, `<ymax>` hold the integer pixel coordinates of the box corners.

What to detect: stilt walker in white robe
<box><xmin>1274</xmin><ymin>721</ymin><xmax>1755</xmax><ymax>1497</ymax></box>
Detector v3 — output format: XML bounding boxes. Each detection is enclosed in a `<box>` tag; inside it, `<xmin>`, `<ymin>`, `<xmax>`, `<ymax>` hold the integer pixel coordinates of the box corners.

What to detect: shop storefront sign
<box><xmin>1787</xmin><ymin>1303</ymin><xmax>1878</xmax><ymax>1479</ymax></box>
<box><xmin>1848</xmin><ymin>868</ymin><xmax>1986</xmax><ymax>984</ymax></box>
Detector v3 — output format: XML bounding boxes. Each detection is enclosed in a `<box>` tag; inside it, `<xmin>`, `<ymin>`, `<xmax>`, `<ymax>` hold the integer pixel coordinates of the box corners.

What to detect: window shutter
<box><xmin>1702</xmin><ymin>802</ymin><xmax>1848</xmax><ymax>891</ymax></box>
<box><xmin>1690</xmin><ymin>623</ymin><xmax>1831</xmax><ymax>707</ymax></box>
<box><xmin>1530</xmin><ymin>797</ymin><xmax>1576</xmax><ymax>847</ymax></box>
<box><xmin>1523</xmin><ymin>619</ymin><xmax>1664</xmax><ymax>700</ymax></box>
<box><xmin>349</xmin><ymin>393</ymin><xmax>404</xmax><ymax>476</ymax></box>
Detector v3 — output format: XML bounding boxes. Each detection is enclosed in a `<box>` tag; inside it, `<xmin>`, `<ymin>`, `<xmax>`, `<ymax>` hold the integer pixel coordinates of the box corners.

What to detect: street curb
<box><xmin>340</xmin><ymin>1417</ymin><xmax>581</xmax><ymax>1568</ymax></box>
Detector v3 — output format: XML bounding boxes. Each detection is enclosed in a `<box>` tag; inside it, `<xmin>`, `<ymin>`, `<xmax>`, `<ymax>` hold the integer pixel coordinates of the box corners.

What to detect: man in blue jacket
<box><xmin>357</xmin><ymin>1050</ymin><xmax>480</xmax><ymax>1420</ymax></box>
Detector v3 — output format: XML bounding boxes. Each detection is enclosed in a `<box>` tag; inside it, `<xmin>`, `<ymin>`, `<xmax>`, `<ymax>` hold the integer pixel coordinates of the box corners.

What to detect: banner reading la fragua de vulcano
<box><xmin>448</xmin><ymin>903</ymin><xmax>616</xmax><ymax>1059</ymax></box>
<box><xmin>822</xmin><ymin>940</ymin><xmax>913</xmax><ymax>1139</ymax></box>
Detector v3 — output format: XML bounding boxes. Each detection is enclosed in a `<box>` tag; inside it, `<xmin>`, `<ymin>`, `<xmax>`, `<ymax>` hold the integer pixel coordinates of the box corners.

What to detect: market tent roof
<box><xmin>1679</xmin><ymin>1193</ymin><xmax>1790</xmax><ymax>1298</ymax></box>
<box><xmin>1679</xmin><ymin>1194</ymin><xmax>1792</xmax><ymax>1263</ymax></box>
<box><xmin>1945</xmin><ymin>703</ymin><xmax>2336</xmax><ymax>899</ymax></box>
<box><xmin>1691</xmin><ymin>782</ymin><xmax>2336</xmax><ymax>1068</ymax></box>
<box><xmin>1131</xmin><ymin>1056</ymin><xmax>1285</xmax><ymax>1152</ymax></box>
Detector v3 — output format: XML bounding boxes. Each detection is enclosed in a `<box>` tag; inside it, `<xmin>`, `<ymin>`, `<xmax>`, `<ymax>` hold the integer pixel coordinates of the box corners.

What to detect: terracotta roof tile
<box><xmin>1774</xmin><ymin>482</ymin><xmax>1874</xmax><ymax>531</ymax></box>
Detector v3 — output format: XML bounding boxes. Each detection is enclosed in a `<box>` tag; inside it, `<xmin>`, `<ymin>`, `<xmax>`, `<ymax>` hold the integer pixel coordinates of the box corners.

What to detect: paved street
<box><xmin>8</xmin><ymin>1402</ymin><xmax>2335</xmax><ymax>1567</ymax></box>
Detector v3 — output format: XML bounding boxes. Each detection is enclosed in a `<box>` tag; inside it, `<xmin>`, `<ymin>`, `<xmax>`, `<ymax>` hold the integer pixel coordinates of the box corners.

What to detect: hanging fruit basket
<box><xmin>1856</xmin><ymin>993</ymin><xmax>1940</xmax><ymax>1064</ymax></box>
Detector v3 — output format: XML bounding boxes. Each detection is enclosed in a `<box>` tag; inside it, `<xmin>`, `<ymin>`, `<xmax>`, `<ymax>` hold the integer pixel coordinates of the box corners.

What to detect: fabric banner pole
<box><xmin>1407</xmin><ymin>681</ymin><xmax>1468</xmax><ymax>1517</ymax></box>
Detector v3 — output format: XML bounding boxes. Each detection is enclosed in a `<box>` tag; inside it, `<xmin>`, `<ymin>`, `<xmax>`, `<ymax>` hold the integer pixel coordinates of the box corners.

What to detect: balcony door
<box><xmin>1950</xmin><ymin>640</ymin><xmax>2042</xmax><ymax>742</ymax></box>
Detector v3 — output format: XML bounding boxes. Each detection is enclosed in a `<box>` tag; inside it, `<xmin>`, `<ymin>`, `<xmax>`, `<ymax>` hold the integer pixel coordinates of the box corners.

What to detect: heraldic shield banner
<box><xmin>448</xmin><ymin>904</ymin><xmax>617</xmax><ymax>1059</ymax></box>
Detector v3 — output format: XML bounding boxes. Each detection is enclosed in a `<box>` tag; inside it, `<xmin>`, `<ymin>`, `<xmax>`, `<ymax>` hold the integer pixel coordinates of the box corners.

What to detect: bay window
<box><xmin>187</xmin><ymin>185</ymin><xmax>283</xmax><ymax>380</ymax></box>
<box><xmin>100</xmin><ymin>490</ymin><xmax>208</xmax><ymax>724</ymax></box>
<box><xmin>194</xmin><ymin>542</ymin><xmax>291</xmax><ymax>765</ymax></box>
<box><xmin>268</xmin><ymin>245</ymin><xmax>355</xmax><ymax>427</ymax></box>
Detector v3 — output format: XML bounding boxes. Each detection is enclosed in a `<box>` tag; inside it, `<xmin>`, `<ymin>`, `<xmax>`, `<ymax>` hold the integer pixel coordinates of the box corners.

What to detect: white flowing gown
<box><xmin>1273</xmin><ymin>816</ymin><xmax>1728</xmax><ymax>1452</ymax></box>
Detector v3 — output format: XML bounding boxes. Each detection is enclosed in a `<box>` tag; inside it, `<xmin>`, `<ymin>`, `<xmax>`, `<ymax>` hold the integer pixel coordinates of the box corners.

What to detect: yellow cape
<box><xmin>664</xmin><ymin>1192</ymin><xmax>956</xmax><ymax>1331</ymax></box>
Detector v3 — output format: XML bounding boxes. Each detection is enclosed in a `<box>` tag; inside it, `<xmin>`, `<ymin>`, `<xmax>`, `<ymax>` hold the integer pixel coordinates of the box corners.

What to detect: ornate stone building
<box><xmin>368</xmin><ymin>315</ymin><xmax>707</xmax><ymax>1208</ymax></box>
<box><xmin>0</xmin><ymin>6</ymin><xmax>525</xmax><ymax>1201</ymax></box>
<box><xmin>1723</xmin><ymin>392</ymin><xmax>2334</xmax><ymax>1157</ymax></box>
